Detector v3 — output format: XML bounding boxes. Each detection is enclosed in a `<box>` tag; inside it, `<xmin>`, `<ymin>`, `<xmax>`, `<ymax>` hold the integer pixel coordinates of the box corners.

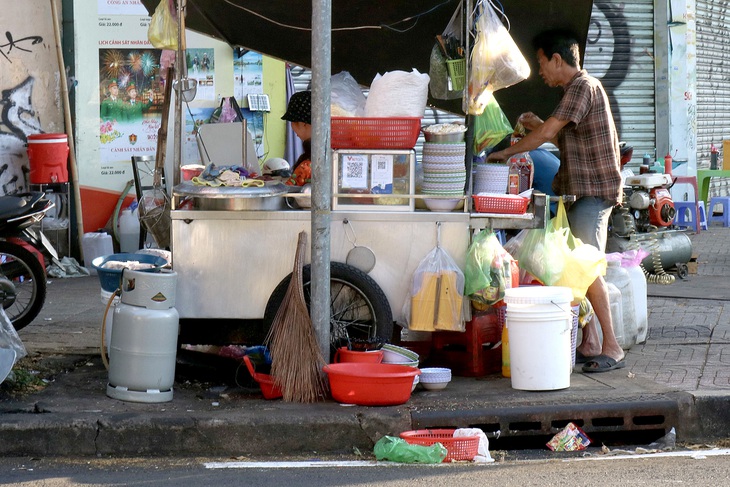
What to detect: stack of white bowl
<box><xmin>474</xmin><ymin>163</ymin><xmax>509</xmax><ymax>194</ymax></box>
<box><xmin>419</xmin><ymin>367</ymin><xmax>452</xmax><ymax>390</ymax></box>
<box><xmin>381</xmin><ymin>344</ymin><xmax>420</xmax><ymax>391</ymax></box>
<box><xmin>422</xmin><ymin>142</ymin><xmax>466</xmax><ymax>200</ymax></box>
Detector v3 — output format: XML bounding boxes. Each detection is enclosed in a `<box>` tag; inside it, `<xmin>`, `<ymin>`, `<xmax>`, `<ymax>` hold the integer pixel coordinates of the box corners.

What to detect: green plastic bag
<box><xmin>374</xmin><ymin>436</ymin><xmax>447</xmax><ymax>464</ymax></box>
<box><xmin>473</xmin><ymin>95</ymin><xmax>513</xmax><ymax>155</ymax></box>
<box><xmin>464</xmin><ymin>230</ymin><xmax>515</xmax><ymax>305</ymax></box>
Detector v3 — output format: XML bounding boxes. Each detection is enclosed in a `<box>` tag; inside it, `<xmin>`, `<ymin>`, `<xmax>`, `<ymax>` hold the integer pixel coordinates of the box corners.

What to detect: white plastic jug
<box><xmin>118</xmin><ymin>205</ymin><xmax>141</xmax><ymax>253</ymax></box>
<box><xmin>626</xmin><ymin>264</ymin><xmax>649</xmax><ymax>344</ymax></box>
<box><xmin>606</xmin><ymin>280</ymin><xmax>626</xmax><ymax>348</ymax></box>
<box><xmin>605</xmin><ymin>261</ymin><xmax>638</xmax><ymax>349</ymax></box>
<box><xmin>82</xmin><ymin>232</ymin><xmax>114</xmax><ymax>275</ymax></box>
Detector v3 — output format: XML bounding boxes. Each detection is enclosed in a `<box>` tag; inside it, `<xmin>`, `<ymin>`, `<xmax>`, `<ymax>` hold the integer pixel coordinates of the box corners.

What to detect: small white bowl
<box><xmin>424</xmin><ymin>198</ymin><xmax>462</xmax><ymax>212</ymax></box>
<box><xmin>419</xmin><ymin>367</ymin><xmax>452</xmax><ymax>383</ymax></box>
<box><xmin>411</xmin><ymin>375</ymin><xmax>420</xmax><ymax>392</ymax></box>
<box><xmin>421</xmin><ymin>381</ymin><xmax>449</xmax><ymax>391</ymax></box>
<box><xmin>381</xmin><ymin>344</ymin><xmax>419</xmax><ymax>363</ymax></box>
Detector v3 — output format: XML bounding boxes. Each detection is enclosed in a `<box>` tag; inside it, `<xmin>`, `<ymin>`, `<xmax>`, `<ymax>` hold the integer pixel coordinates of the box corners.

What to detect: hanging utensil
<box><xmin>343</xmin><ymin>219</ymin><xmax>376</xmax><ymax>273</ymax></box>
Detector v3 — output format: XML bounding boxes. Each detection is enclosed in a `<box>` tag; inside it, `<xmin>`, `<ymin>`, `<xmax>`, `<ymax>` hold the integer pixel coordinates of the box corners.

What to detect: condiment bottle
<box><xmin>508</xmin><ymin>156</ymin><xmax>520</xmax><ymax>194</ymax></box>
<box><xmin>501</xmin><ymin>322</ymin><xmax>511</xmax><ymax>378</ymax></box>
<box><xmin>711</xmin><ymin>145</ymin><xmax>719</xmax><ymax>170</ymax></box>
<box><xmin>664</xmin><ymin>152</ymin><xmax>673</xmax><ymax>176</ymax></box>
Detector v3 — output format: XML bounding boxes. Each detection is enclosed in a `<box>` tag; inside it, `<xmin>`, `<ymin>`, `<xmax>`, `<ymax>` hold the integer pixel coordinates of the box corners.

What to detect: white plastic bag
<box><xmin>468</xmin><ymin>2</ymin><xmax>530</xmax><ymax>114</ymax></box>
<box><xmin>365</xmin><ymin>69</ymin><xmax>430</xmax><ymax>118</ymax></box>
<box><xmin>331</xmin><ymin>71</ymin><xmax>367</xmax><ymax>117</ymax></box>
<box><xmin>0</xmin><ymin>308</ymin><xmax>26</xmax><ymax>365</ymax></box>
<box><xmin>402</xmin><ymin>246</ymin><xmax>465</xmax><ymax>332</ymax></box>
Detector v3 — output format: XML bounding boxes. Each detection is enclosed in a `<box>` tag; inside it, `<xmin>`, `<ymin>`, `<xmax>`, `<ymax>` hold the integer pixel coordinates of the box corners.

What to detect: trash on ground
<box><xmin>546</xmin><ymin>422</ymin><xmax>591</xmax><ymax>451</ymax></box>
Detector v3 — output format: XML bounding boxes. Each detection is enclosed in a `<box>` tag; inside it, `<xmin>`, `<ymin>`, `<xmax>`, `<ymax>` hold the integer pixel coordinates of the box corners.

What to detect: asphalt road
<box><xmin>2</xmin><ymin>450</ymin><xmax>730</xmax><ymax>486</ymax></box>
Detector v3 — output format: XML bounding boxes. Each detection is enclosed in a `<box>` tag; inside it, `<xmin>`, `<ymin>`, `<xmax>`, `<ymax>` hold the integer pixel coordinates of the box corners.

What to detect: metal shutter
<box><xmin>583</xmin><ymin>1</ymin><xmax>656</xmax><ymax>169</ymax></box>
<box><xmin>697</xmin><ymin>0</ymin><xmax>730</xmax><ymax>185</ymax></box>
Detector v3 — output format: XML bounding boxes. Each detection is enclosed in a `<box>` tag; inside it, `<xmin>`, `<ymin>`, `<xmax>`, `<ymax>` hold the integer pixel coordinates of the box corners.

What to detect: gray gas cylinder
<box><xmin>107</xmin><ymin>269</ymin><xmax>179</xmax><ymax>403</ymax></box>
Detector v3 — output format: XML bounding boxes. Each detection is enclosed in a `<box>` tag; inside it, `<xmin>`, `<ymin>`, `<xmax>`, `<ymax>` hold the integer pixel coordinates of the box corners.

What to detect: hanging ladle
<box><xmin>343</xmin><ymin>219</ymin><xmax>376</xmax><ymax>273</ymax></box>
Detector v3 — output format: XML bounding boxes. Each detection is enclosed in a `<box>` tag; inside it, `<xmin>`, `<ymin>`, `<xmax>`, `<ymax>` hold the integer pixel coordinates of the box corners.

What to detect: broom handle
<box><xmin>50</xmin><ymin>0</ymin><xmax>85</xmax><ymax>260</ymax></box>
<box><xmin>154</xmin><ymin>67</ymin><xmax>175</xmax><ymax>187</ymax></box>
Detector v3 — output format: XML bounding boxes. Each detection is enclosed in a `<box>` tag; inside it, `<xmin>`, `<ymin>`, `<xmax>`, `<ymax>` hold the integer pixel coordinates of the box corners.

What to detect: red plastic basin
<box><xmin>323</xmin><ymin>363</ymin><xmax>420</xmax><ymax>406</ymax></box>
<box><xmin>333</xmin><ymin>347</ymin><xmax>384</xmax><ymax>364</ymax></box>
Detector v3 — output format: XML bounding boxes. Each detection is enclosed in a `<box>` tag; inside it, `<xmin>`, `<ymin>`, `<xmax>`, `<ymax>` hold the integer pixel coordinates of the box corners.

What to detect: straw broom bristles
<box><xmin>264</xmin><ymin>231</ymin><xmax>329</xmax><ymax>402</ymax></box>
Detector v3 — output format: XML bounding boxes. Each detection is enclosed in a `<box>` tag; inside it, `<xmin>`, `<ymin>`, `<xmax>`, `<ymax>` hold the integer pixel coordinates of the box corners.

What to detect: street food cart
<box><xmin>138</xmin><ymin>0</ymin><xmax>594</xmax><ymax>345</ymax></box>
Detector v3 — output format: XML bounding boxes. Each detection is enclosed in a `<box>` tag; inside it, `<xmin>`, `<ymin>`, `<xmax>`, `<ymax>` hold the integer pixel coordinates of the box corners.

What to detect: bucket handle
<box><xmin>549</xmin><ymin>300</ymin><xmax>575</xmax><ymax>332</ymax></box>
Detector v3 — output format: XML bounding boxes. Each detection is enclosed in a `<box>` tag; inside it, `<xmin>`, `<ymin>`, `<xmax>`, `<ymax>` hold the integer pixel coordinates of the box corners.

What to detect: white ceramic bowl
<box><xmin>386</xmin><ymin>359</ymin><xmax>420</xmax><ymax>368</ymax></box>
<box><xmin>419</xmin><ymin>367</ymin><xmax>452</xmax><ymax>384</ymax></box>
<box><xmin>381</xmin><ymin>344</ymin><xmax>419</xmax><ymax>363</ymax></box>
<box><xmin>411</xmin><ymin>375</ymin><xmax>420</xmax><ymax>392</ymax></box>
<box><xmin>424</xmin><ymin>198</ymin><xmax>461</xmax><ymax>212</ymax></box>
<box><xmin>421</xmin><ymin>381</ymin><xmax>449</xmax><ymax>391</ymax></box>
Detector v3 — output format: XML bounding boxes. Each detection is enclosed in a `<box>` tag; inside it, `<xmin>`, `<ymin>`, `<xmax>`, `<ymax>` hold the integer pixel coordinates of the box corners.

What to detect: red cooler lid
<box><xmin>28</xmin><ymin>133</ymin><xmax>68</xmax><ymax>142</ymax></box>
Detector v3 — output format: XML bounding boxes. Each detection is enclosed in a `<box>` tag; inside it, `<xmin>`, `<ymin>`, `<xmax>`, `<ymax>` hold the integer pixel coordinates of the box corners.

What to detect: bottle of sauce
<box><xmin>711</xmin><ymin>145</ymin><xmax>719</xmax><ymax>170</ymax></box>
<box><xmin>664</xmin><ymin>152</ymin><xmax>673</xmax><ymax>176</ymax></box>
<box><xmin>501</xmin><ymin>322</ymin><xmax>511</xmax><ymax>378</ymax></box>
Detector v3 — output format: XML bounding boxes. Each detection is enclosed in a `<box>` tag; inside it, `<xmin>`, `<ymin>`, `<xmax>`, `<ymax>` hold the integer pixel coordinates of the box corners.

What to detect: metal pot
<box><xmin>173</xmin><ymin>181</ymin><xmax>289</xmax><ymax>211</ymax></box>
<box><xmin>422</xmin><ymin>123</ymin><xmax>467</xmax><ymax>143</ymax></box>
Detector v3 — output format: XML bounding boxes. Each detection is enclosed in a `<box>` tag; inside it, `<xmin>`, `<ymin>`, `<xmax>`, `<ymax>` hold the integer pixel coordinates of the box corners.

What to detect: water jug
<box><xmin>606</xmin><ymin>281</ymin><xmax>625</xmax><ymax>348</ymax></box>
<box><xmin>118</xmin><ymin>203</ymin><xmax>141</xmax><ymax>253</ymax></box>
<box><xmin>625</xmin><ymin>264</ymin><xmax>648</xmax><ymax>343</ymax></box>
<box><xmin>605</xmin><ymin>261</ymin><xmax>639</xmax><ymax>349</ymax></box>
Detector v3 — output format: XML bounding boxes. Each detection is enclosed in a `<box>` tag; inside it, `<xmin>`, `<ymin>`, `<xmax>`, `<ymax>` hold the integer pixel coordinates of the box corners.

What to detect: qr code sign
<box><xmin>346</xmin><ymin>160</ymin><xmax>364</xmax><ymax>179</ymax></box>
<box><xmin>376</xmin><ymin>159</ymin><xmax>387</xmax><ymax>171</ymax></box>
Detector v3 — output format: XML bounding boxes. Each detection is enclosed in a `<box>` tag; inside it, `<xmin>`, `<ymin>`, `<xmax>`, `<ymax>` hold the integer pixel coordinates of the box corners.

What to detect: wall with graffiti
<box><xmin>0</xmin><ymin>2</ymin><xmax>65</xmax><ymax>195</ymax></box>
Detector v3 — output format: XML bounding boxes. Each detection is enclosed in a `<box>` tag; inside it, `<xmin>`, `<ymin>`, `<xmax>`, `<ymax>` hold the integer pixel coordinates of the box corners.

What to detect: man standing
<box><xmin>100</xmin><ymin>79</ymin><xmax>124</xmax><ymax>122</ymax></box>
<box><xmin>488</xmin><ymin>29</ymin><xmax>625</xmax><ymax>373</ymax></box>
<box><xmin>123</xmin><ymin>83</ymin><xmax>153</xmax><ymax>123</ymax></box>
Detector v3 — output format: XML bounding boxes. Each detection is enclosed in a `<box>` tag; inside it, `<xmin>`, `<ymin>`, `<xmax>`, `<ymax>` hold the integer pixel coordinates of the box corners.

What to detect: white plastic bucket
<box><xmin>504</xmin><ymin>286</ymin><xmax>572</xmax><ymax>391</ymax></box>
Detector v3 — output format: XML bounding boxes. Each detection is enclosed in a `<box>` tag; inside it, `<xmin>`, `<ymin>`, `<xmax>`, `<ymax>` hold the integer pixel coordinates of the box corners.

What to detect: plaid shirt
<box><xmin>551</xmin><ymin>70</ymin><xmax>623</xmax><ymax>204</ymax></box>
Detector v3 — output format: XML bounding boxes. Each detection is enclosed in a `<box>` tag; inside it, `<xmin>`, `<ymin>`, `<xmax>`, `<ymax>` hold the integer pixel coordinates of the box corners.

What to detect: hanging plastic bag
<box><xmin>464</xmin><ymin>230</ymin><xmax>517</xmax><ymax>306</ymax></box>
<box><xmin>331</xmin><ymin>71</ymin><xmax>367</xmax><ymax>117</ymax></box>
<box><xmin>508</xmin><ymin>219</ymin><xmax>569</xmax><ymax>287</ymax></box>
<box><xmin>374</xmin><ymin>436</ymin><xmax>447</xmax><ymax>464</ymax></box>
<box><xmin>147</xmin><ymin>0</ymin><xmax>178</xmax><ymax>51</ymax></box>
<box><xmin>468</xmin><ymin>1</ymin><xmax>530</xmax><ymax>115</ymax></box>
<box><xmin>403</xmin><ymin>246</ymin><xmax>465</xmax><ymax>332</ymax></box>
<box><xmin>473</xmin><ymin>94</ymin><xmax>513</xmax><ymax>155</ymax></box>
<box><xmin>429</xmin><ymin>5</ymin><xmax>464</xmax><ymax>100</ymax></box>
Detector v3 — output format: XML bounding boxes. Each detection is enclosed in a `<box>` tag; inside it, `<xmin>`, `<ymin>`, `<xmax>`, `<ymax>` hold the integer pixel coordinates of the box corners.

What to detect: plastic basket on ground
<box><xmin>243</xmin><ymin>355</ymin><xmax>282</xmax><ymax>400</ymax></box>
<box><xmin>498</xmin><ymin>302</ymin><xmax>580</xmax><ymax>367</ymax></box>
<box><xmin>330</xmin><ymin>117</ymin><xmax>421</xmax><ymax>149</ymax></box>
<box><xmin>446</xmin><ymin>58</ymin><xmax>466</xmax><ymax>91</ymax></box>
<box><xmin>91</xmin><ymin>253</ymin><xmax>168</xmax><ymax>293</ymax></box>
<box><xmin>400</xmin><ymin>429</ymin><xmax>479</xmax><ymax>462</ymax></box>
<box><xmin>473</xmin><ymin>194</ymin><xmax>529</xmax><ymax>214</ymax></box>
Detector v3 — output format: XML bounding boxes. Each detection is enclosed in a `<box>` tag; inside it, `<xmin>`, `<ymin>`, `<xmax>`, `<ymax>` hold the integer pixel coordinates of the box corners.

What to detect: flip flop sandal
<box><xmin>581</xmin><ymin>354</ymin><xmax>626</xmax><ymax>373</ymax></box>
<box><xmin>575</xmin><ymin>351</ymin><xmax>595</xmax><ymax>364</ymax></box>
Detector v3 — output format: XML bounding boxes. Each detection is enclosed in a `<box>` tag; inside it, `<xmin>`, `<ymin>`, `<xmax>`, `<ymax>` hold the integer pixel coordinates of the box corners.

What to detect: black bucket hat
<box><xmin>281</xmin><ymin>90</ymin><xmax>311</xmax><ymax>125</ymax></box>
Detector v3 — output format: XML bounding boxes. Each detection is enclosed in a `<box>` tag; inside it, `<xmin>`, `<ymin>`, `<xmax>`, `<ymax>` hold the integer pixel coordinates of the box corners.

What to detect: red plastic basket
<box><xmin>330</xmin><ymin>117</ymin><xmax>421</xmax><ymax>149</ymax></box>
<box><xmin>472</xmin><ymin>194</ymin><xmax>529</xmax><ymax>214</ymax></box>
<box><xmin>400</xmin><ymin>429</ymin><xmax>480</xmax><ymax>462</ymax></box>
<box><xmin>243</xmin><ymin>355</ymin><xmax>282</xmax><ymax>400</ymax></box>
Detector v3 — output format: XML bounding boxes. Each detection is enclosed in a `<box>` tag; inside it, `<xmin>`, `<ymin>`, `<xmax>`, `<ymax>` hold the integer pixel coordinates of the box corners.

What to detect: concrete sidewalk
<box><xmin>1</xmin><ymin>225</ymin><xmax>729</xmax><ymax>457</ymax></box>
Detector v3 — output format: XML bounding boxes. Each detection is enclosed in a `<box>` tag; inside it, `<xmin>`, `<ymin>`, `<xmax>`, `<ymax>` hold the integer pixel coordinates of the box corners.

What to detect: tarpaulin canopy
<box><xmin>141</xmin><ymin>0</ymin><xmax>594</xmax><ymax>123</ymax></box>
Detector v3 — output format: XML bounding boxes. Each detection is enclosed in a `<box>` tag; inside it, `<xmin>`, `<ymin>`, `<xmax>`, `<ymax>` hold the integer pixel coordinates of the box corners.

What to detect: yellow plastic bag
<box><xmin>148</xmin><ymin>0</ymin><xmax>178</xmax><ymax>51</ymax></box>
<box><xmin>551</xmin><ymin>200</ymin><xmax>607</xmax><ymax>301</ymax></box>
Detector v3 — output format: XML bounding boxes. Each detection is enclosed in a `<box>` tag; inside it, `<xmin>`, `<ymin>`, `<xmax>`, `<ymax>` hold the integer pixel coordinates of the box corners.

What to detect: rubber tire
<box><xmin>0</xmin><ymin>241</ymin><xmax>46</xmax><ymax>331</ymax></box>
<box><xmin>263</xmin><ymin>262</ymin><xmax>394</xmax><ymax>350</ymax></box>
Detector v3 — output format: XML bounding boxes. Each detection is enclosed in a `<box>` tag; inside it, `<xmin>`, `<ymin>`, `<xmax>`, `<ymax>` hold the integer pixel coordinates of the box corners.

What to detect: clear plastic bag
<box><xmin>365</xmin><ymin>69</ymin><xmax>430</xmax><ymax>118</ymax></box>
<box><xmin>374</xmin><ymin>436</ymin><xmax>447</xmax><ymax>464</ymax></box>
<box><xmin>403</xmin><ymin>246</ymin><xmax>465</xmax><ymax>332</ymax></box>
<box><xmin>0</xmin><ymin>308</ymin><xmax>26</xmax><ymax>365</ymax></box>
<box><xmin>147</xmin><ymin>0</ymin><xmax>178</xmax><ymax>51</ymax></box>
<box><xmin>474</xmin><ymin>95</ymin><xmax>513</xmax><ymax>154</ymax></box>
<box><xmin>429</xmin><ymin>5</ymin><xmax>464</xmax><ymax>100</ymax></box>
<box><xmin>330</xmin><ymin>71</ymin><xmax>367</xmax><ymax>117</ymax></box>
<box><xmin>464</xmin><ymin>230</ymin><xmax>517</xmax><ymax>306</ymax></box>
<box><xmin>468</xmin><ymin>1</ymin><xmax>530</xmax><ymax>115</ymax></box>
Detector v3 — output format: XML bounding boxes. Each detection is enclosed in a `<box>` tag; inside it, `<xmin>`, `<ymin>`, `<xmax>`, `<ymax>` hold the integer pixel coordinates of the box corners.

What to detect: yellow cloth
<box><xmin>410</xmin><ymin>271</ymin><xmax>463</xmax><ymax>332</ymax></box>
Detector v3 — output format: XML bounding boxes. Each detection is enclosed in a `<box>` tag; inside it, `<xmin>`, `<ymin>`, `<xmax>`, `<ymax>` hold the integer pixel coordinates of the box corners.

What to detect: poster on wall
<box><xmin>186</xmin><ymin>48</ymin><xmax>216</xmax><ymax>101</ymax></box>
<box><xmin>98</xmin><ymin>0</ymin><xmax>148</xmax><ymax>16</ymax></box>
<box><xmin>99</xmin><ymin>48</ymin><xmax>164</xmax><ymax>171</ymax></box>
<box><xmin>233</xmin><ymin>49</ymin><xmax>263</xmax><ymax>100</ymax></box>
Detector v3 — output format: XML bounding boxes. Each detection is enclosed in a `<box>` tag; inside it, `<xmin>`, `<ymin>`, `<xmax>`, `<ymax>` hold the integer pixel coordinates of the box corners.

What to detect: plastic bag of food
<box><xmin>468</xmin><ymin>2</ymin><xmax>530</xmax><ymax>114</ymax></box>
<box><xmin>365</xmin><ymin>69</ymin><xmax>430</xmax><ymax>117</ymax></box>
<box><xmin>403</xmin><ymin>246</ymin><xmax>465</xmax><ymax>332</ymax></box>
<box><xmin>331</xmin><ymin>71</ymin><xmax>367</xmax><ymax>117</ymax></box>
<box><xmin>473</xmin><ymin>94</ymin><xmax>513</xmax><ymax>154</ymax></box>
<box><xmin>429</xmin><ymin>5</ymin><xmax>464</xmax><ymax>100</ymax></box>
<box><xmin>374</xmin><ymin>436</ymin><xmax>447</xmax><ymax>464</ymax></box>
<box><xmin>465</xmin><ymin>230</ymin><xmax>517</xmax><ymax>306</ymax></box>
<box><xmin>147</xmin><ymin>0</ymin><xmax>178</xmax><ymax>51</ymax></box>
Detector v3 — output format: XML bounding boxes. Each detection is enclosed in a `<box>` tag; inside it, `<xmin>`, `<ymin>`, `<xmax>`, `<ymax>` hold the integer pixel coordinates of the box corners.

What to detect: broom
<box><xmin>264</xmin><ymin>231</ymin><xmax>328</xmax><ymax>402</ymax></box>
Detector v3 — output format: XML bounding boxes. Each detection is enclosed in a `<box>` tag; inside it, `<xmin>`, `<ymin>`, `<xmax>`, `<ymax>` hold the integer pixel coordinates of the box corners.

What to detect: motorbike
<box><xmin>606</xmin><ymin>144</ymin><xmax>693</xmax><ymax>282</ymax></box>
<box><xmin>0</xmin><ymin>192</ymin><xmax>59</xmax><ymax>331</ymax></box>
